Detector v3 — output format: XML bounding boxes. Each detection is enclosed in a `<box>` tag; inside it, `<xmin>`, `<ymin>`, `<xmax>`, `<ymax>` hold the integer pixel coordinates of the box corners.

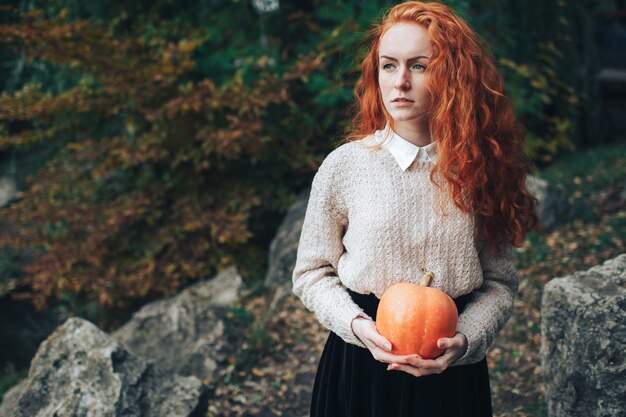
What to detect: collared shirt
<box><xmin>293</xmin><ymin>136</ymin><xmax>517</xmax><ymax>366</ymax></box>
<box><xmin>372</xmin><ymin>125</ymin><xmax>438</xmax><ymax>170</ymax></box>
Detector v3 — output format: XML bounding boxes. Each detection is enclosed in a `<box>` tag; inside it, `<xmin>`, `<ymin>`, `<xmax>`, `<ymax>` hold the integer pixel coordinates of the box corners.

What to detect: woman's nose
<box><xmin>394</xmin><ymin>68</ymin><xmax>411</xmax><ymax>90</ymax></box>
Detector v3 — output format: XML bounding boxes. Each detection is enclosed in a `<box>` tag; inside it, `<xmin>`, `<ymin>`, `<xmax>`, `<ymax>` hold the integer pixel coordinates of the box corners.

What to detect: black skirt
<box><xmin>311</xmin><ymin>289</ymin><xmax>492</xmax><ymax>417</ymax></box>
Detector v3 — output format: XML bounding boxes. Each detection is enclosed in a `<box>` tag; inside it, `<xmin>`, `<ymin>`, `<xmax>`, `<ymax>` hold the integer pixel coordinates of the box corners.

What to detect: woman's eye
<box><xmin>382</xmin><ymin>63</ymin><xmax>394</xmax><ymax>70</ymax></box>
<box><xmin>413</xmin><ymin>63</ymin><xmax>426</xmax><ymax>71</ymax></box>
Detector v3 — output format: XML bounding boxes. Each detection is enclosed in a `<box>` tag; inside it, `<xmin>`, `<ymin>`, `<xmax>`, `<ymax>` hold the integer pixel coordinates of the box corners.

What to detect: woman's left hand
<box><xmin>386</xmin><ymin>332</ymin><xmax>468</xmax><ymax>377</ymax></box>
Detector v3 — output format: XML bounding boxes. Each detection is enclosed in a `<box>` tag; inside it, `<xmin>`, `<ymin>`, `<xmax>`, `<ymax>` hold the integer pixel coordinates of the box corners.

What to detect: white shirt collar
<box><xmin>372</xmin><ymin>125</ymin><xmax>438</xmax><ymax>171</ymax></box>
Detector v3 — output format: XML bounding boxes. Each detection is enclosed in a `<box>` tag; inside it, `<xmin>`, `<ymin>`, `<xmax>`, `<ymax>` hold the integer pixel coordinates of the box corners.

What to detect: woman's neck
<box><xmin>393</xmin><ymin>121</ymin><xmax>432</xmax><ymax>147</ymax></box>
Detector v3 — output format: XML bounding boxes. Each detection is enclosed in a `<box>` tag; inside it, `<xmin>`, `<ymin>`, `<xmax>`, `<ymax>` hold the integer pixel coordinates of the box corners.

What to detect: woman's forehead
<box><xmin>379</xmin><ymin>22</ymin><xmax>432</xmax><ymax>58</ymax></box>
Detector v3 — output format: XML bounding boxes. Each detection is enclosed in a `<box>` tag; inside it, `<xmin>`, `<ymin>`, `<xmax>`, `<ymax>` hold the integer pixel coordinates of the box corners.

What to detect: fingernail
<box><xmin>438</xmin><ymin>341</ymin><xmax>444</xmax><ymax>348</ymax></box>
<box><xmin>384</xmin><ymin>343</ymin><xmax>391</xmax><ymax>351</ymax></box>
<box><xmin>386</xmin><ymin>365</ymin><xmax>391</xmax><ymax>370</ymax></box>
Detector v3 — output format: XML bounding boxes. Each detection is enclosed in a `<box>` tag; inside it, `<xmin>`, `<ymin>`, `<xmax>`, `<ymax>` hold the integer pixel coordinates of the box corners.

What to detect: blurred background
<box><xmin>0</xmin><ymin>1</ymin><xmax>625</xmax><ymax>416</ymax></box>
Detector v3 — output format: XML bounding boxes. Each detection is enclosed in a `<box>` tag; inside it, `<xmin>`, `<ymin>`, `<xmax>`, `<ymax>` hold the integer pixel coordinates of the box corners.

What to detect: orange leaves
<box><xmin>0</xmin><ymin>5</ymin><xmax>318</xmax><ymax>318</ymax></box>
<box><xmin>196</xmin><ymin>122</ymin><xmax>262</xmax><ymax>162</ymax></box>
<box><xmin>152</xmin><ymin>79</ymin><xmax>219</xmax><ymax>120</ymax></box>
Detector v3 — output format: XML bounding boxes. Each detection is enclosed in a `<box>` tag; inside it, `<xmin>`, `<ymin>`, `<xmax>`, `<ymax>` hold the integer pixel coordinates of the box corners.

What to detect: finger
<box><xmin>436</xmin><ymin>342</ymin><xmax>467</xmax><ymax>365</ymax></box>
<box><xmin>362</xmin><ymin>322</ymin><xmax>393</xmax><ymax>352</ymax></box>
<box><xmin>391</xmin><ymin>359</ymin><xmax>448</xmax><ymax>375</ymax></box>
<box><xmin>363</xmin><ymin>341</ymin><xmax>418</xmax><ymax>364</ymax></box>
<box><xmin>405</xmin><ymin>354</ymin><xmax>450</xmax><ymax>370</ymax></box>
<box><xmin>437</xmin><ymin>338</ymin><xmax>449</xmax><ymax>349</ymax></box>
<box><xmin>405</xmin><ymin>355</ymin><xmax>437</xmax><ymax>368</ymax></box>
<box><xmin>370</xmin><ymin>350</ymin><xmax>415</xmax><ymax>364</ymax></box>
<box><xmin>400</xmin><ymin>354</ymin><xmax>423</xmax><ymax>366</ymax></box>
<box><xmin>379</xmin><ymin>338</ymin><xmax>393</xmax><ymax>352</ymax></box>
<box><xmin>440</xmin><ymin>333</ymin><xmax>469</xmax><ymax>351</ymax></box>
<box><xmin>437</xmin><ymin>337</ymin><xmax>462</xmax><ymax>350</ymax></box>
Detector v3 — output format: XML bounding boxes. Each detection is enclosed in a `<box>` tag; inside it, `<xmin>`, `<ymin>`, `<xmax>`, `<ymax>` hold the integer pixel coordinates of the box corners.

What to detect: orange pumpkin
<box><xmin>376</xmin><ymin>271</ymin><xmax>458</xmax><ymax>358</ymax></box>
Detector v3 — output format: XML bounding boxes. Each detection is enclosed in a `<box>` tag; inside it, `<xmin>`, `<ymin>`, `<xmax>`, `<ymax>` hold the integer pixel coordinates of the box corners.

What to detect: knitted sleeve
<box><xmin>452</xmin><ymin>244</ymin><xmax>518</xmax><ymax>366</ymax></box>
<box><xmin>291</xmin><ymin>150</ymin><xmax>372</xmax><ymax>348</ymax></box>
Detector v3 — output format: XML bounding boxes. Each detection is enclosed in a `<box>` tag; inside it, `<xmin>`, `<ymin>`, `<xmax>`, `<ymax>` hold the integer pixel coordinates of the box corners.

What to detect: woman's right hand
<box><xmin>351</xmin><ymin>317</ymin><xmax>413</xmax><ymax>365</ymax></box>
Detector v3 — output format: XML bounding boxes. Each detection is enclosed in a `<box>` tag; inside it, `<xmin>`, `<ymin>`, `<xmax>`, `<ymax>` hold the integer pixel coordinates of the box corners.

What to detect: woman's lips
<box><xmin>391</xmin><ymin>98</ymin><xmax>414</xmax><ymax>107</ymax></box>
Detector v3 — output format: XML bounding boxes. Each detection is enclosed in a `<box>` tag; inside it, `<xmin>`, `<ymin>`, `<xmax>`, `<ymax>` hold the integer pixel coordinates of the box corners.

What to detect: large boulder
<box><xmin>0</xmin><ymin>317</ymin><xmax>209</xmax><ymax>417</ymax></box>
<box><xmin>541</xmin><ymin>254</ymin><xmax>626</xmax><ymax>417</ymax></box>
<box><xmin>526</xmin><ymin>175</ymin><xmax>571</xmax><ymax>232</ymax></box>
<box><xmin>264</xmin><ymin>188</ymin><xmax>309</xmax><ymax>289</ymax></box>
<box><xmin>0</xmin><ymin>383</ymin><xmax>23</xmax><ymax>417</ymax></box>
<box><xmin>113</xmin><ymin>266</ymin><xmax>244</xmax><ymax>384</ymax></box>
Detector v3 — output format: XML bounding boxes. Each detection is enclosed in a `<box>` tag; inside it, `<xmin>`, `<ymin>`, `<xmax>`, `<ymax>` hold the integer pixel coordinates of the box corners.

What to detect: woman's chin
<box><xmin>387</xmin><ymin>113</ymin><xmax>423</xmax><ymax>124</ymax></box>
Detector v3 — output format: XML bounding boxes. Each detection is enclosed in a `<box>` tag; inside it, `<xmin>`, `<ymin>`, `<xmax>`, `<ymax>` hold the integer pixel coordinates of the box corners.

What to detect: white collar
<box><xmin>372</xmin><ymin>125</ymin><xmax>438</xmax><ymax>171</ymax></box>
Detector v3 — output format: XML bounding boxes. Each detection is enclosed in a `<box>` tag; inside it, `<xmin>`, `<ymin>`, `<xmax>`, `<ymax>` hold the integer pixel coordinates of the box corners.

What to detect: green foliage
<box><xmin>462</xmin><ymin>0</ymin><xmax>583</xmax><ymax>162</ymax></box>
<box><xmin>0</xmin><ymin>0</ymin><xmax>596</xmax><ymax>318</ymax></box>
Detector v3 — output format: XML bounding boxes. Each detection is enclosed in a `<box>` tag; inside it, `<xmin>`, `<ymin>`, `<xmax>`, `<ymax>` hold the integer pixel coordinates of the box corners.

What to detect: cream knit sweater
<box><xmin>292</xmin><ymin>131</ymin><xmax>519</xmax><ymax>366</ymax></box>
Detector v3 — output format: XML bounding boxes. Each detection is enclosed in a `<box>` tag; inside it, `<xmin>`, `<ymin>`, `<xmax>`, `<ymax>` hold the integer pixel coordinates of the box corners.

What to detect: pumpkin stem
<box><xmin>420</xmin><ymin>269</ymin><xmax>434</xmax><ymax>287</ymax></box>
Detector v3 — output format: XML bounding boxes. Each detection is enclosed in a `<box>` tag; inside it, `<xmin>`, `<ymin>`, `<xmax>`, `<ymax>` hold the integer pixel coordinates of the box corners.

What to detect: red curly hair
<box><xmin>347</xmin><ymin>1</ymin><xmax>538</xmax><ymax>249</ymax></box>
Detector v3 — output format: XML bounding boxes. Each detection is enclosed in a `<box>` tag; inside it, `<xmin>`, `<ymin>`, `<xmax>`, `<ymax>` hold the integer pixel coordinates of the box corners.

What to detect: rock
<box><xmin>264</xmin><ymin>188</ymin><xmax>309</xmax><ymax>289</ymax></box>
<box><xmin>0</xmin><ymin>381</ymin><xmax>24</xmax><ymax>417</ymax></box>
<box><xmin>541</xmin><ymin>254</ymin><xmax>626</xmax><ymax>417</ymax></box>
<box><xmin>526</xmin><ymin>175</ymin><xmax>571</xmax><ymax>232</ymax></box>
<box><xmin>0</xmin><ymin>317</ymin><xmax>209</xmax><ymax>417</ymax></box>
<box><xmin>113</xmin><ymin>266</ymin><xmax>244</xmax><ymax>384</ymax></box>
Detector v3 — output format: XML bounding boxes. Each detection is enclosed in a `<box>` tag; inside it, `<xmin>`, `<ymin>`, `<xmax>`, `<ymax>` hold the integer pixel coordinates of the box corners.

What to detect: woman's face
<box><xmin>378</xmin><ymin>22</ymin><xmax>432</xmax><ymax>131</ymax></box>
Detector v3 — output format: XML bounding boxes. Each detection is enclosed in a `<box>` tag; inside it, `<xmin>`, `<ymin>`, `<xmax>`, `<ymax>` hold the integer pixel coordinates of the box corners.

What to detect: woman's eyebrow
<box><xmin>379</xmin><ymin>55</ymin><xmax>430</xmax><ymax>62</ymax></box>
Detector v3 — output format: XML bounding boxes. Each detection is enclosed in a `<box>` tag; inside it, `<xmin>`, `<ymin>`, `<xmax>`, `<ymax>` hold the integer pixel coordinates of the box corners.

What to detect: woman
<box><xmin>292</xmin><ymin>2</ymin><xmax>537</xmax><ymax>416</ymax></box>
